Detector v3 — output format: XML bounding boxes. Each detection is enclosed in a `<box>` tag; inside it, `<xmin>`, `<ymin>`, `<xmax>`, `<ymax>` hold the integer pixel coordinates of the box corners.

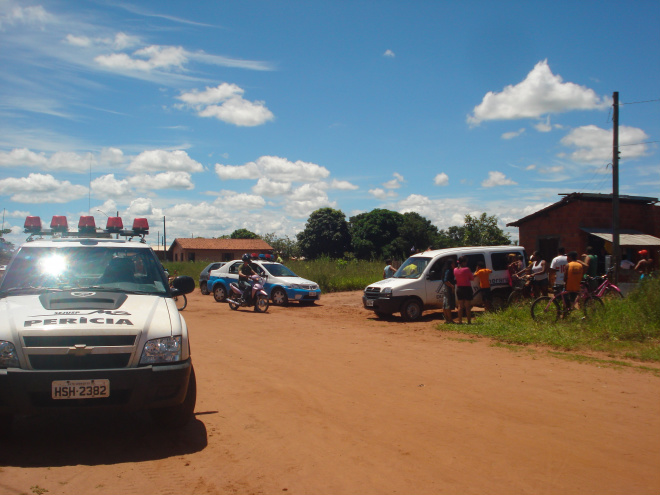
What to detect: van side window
<box><xmin>491</xmin><ymin>252</ymin><xmax>512</xmax><ymax>271</ymax></box>
<box><xmin>465</xmin><ymin>254</ymin><xmax>485</xmax><ymax>272</ymax></box>
<box><xmin>429</xmin><ymin>256</ymin><xmax>454</xmax><ymax>281</ymax></box>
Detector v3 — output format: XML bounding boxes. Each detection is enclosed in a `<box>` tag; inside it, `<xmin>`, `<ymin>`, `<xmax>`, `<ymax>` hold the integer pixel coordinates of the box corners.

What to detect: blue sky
<box><xmin>1</xmin><ymin>0</ymin><xmax>659</xmax><ymax>249</ymax></box>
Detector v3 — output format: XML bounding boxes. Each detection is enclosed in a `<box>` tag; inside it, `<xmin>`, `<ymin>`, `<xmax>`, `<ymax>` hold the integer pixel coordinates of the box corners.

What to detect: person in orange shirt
<box><xmin>474</xmin><ymin>261</ymin><xmax>493</xmax><ymax>312</ymax></box>
<box><xmin>565</xmin><ymin>251</ymin><xmax>588</xmax><ymax>307</ymax></box>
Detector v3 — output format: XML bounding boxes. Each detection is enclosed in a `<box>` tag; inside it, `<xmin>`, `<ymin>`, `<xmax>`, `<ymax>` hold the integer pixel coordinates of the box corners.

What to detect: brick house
<box><xmin>506</xmin><ymin>193</ymin><xmax>660</xmax><ymax>271</ymax></box>
<box><xmin>168</xmin><ymin>238</ymin><xmax>274</xmax><ymax>262</ymax></box>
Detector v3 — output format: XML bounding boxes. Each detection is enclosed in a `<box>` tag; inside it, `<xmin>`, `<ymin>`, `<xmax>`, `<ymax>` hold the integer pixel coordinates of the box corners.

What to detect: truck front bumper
<box><xmin>0</xmin><ymin>359</ymin><xmax>192</xmax><ymax>414</ymax></box>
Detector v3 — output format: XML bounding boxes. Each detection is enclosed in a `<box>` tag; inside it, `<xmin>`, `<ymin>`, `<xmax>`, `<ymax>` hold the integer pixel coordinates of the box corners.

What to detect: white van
<box><xmin>362</xmin><ymin>246</ymin><xmax>526</xmax><ymax>321</ymax></box>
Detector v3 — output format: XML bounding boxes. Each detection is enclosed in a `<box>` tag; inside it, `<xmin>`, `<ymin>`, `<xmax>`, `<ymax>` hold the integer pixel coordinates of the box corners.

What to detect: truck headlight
<box><xmin>140</xmin><ymin>336</ymin><xmax>182</xmax><ymax>365</ymax></box>
<box><xmin>381</xmin><ymin>287</ymin><xmax>393</xmax><ymax>298</ymax></box>
<box><xmin>0</xmin><ymin>341</ymin><xmax>19</xmax><ymax>368</ymax></box>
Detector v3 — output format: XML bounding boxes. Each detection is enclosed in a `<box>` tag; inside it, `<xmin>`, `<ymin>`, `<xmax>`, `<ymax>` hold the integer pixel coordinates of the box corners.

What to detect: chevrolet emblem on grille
<box><xmin>68</xmin><ymin>344</ymin><xmax>95</xmax><ymax>356</ymax></box>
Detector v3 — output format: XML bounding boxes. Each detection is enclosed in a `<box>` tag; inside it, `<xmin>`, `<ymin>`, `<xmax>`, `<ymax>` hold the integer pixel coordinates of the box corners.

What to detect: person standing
<box><xmin>383</xmin><ymin>259</ymin><xmax>395</xmax><ymax>279</ymax></box>
<box><xmin>530</xmin><ymin>251</ymin><xmax>549</xmax><ymax>297</ymax></box>
<box><xmin>635</xmin><ymin>249</ymin><xmax>653</xmax><ymax>279</ymax></box>
<box><xmin>565</xmin><ymin>251</ymin><xmax>588</xmax><ymax>307</ymax></box>
<box><xmin>582</xmin><ymin>246</ymin><xmax>598</xmax><ymax>278</ymax></box>
<box><xmin>442</xmin><ymin>259</ymin><xmax>457</xmax><ymax>324</ymax></box>
<box><xmin>549</xmin><ymin>247</ymin><xmax>568</xmax><ymax>293</ymax></box>
<box><xmin>474</xmin><ymin>261</ymin><xmax>493</xmax><ymax>312</ymax></box>
<box><xmin>454</xmin><ymin>255</ymin><xmax>474</xmax><ymax>324</ymax></box>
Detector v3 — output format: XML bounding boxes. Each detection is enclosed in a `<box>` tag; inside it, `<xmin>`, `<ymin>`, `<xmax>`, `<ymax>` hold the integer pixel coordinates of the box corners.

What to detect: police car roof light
<box><xmin>106</xmin><ymin>216</ymin><xmax>123</xmax><ymax>233</ymax></box>
<box><xmin>78</xmin><ymin>215</ymin><xmax>96</xmax><ymax>233</ymax></box>
<box><xmin>50</xmin><ymin>215</ymin><xmax>68</xmax><ymax>232</ymax></box>
<box><xmin>24</xmin><ymin>216</ymin><xmax>42</xmax><ymax>233</ymax></box>
<box><xmin>132</xmin><ymin>218</ymin><xmax>149</xmax><ymax>234</ymax></box>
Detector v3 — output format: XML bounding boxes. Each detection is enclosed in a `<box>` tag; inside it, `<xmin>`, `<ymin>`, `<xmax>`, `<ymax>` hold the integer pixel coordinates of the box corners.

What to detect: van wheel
<box><xmin>150</xmin><ymin>366</ymin><xmax>197</xmax><ymax>429</ymax></box>
<box><xmin>213</xmin><ymin>284</ymin><xmax>227</xmax><ymax>302</ymax></box>
<box><xmin>401</xmin><ymin>299</ymin><xmax>423</xmax><ymax>321</ymax></box>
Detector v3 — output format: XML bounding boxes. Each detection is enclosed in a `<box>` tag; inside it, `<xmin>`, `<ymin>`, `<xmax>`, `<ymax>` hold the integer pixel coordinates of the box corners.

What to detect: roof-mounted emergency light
<box><xmin>50</xmin><ymin>215</ymin><xmax>68</xmax><ymax>233</ymax></box>
<box><xmin>132</xmin><ymin>218</ymin><xmax>149</xmax><ymax>234</ymax></box>
<box><xmin>24</xmin><ymin>216</ymin><xmax>42</xmax><ymax>234</ymax></box>
<box><xmin>106</xmin><ymin>216</ymin><xmax>123</xmax><ymax>233</ymax></box>
<box><xmin>78</xmin><ymin>216</ymin><xmax>96</xmax><ymax>234</ymax></box>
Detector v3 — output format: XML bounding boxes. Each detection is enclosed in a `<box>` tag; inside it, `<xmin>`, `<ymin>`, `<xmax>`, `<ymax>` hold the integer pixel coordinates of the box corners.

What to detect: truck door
<box><xmin>426</xmin><ymin>256</ymin><xmax>455</xmax><ymax>308</ymax></box>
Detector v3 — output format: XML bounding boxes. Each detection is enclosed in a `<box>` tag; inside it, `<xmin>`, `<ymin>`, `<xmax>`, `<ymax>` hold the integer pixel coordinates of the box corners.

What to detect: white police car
<box><xmin>208</xmin><ymin>255</ymin><xmax>321</xmax><ymax>305</ymax></box>
<box><xmin>0</xmin><ymin>214</ymin><xmax>196</xmax><ymax>430</ymax></box>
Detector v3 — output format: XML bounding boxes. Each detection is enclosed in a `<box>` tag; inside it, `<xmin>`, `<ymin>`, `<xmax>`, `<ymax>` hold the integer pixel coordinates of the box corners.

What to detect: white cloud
<box><xmin>177</xmin><ymin>83</ymin><xmax>274</xmax><ymax>127</ymax></box>
<box><xmin>216</xmin><ymin>156</ymin><xmax>330</xmax><ymax>183</ymax></box>
<box><xmin>383</xmin><ymin>172</ymin><xmax>404</xmax><ymax>189</ymax></box>
<box><xmin>0</xmin><ymin>173</ymin><xmax>87</xmax><ymax>203</ymax></box>
<box><xmin>0</xmin><ymin>148</ymin><xmax>48</xmax><ymax>167</ymax></box>
<box><xmin>127</xmin><ymin>197</ymin><xmax>154</xmax><ymax>216</ymax></box>
<box><xmin>533</xmin><ymin>116</ymin><xmax>553</xmax><ymax>133</ymax></box>
<box><xmin>91</xmin><ymin>174</ymin><xmax>131</xmax><ymax>197</ymax></box>
<box><xmin>560</xmin><ymin>125</ymin><xmax>649</xmax><ymax>164</ymax></box>
<box><xmin>502</xmin><ymin>128</ymin><xmax>526</xmax><ymax>140</ymax></box>
<box><xmin>468</xmin><ymin>60</ymin><xmax>610</xmax><ymax>125</ymax></box>
<box><xmin>95</xmin><ymin>45</ymin><xmax>187</xmax><ymax>72</ymax></box>
<box><xmin>129</xmin><ymin>171</ymin><xmax>195</xmax><ymax>190</ymax></box>
<box><xmin>369</xmin><ymin>188</ymin><xmax>397</xmax><ymax>199</ymax></box>
<box><xmin>0</xmin><ymin>5</ymin><xmax>51</xmax><ymax>28</ymax></box>
<box><xmin>329</xmin><ymin>179</ymin><xmax>358</xmax><ymax>190</ymax></box>
<box><xmin>128</xmin><ymin>150</ymin><xmax>203</xmax><ymax>173</ymax></box>
<box><xmin>481</xmin><ymin>171</ymin><xmax>518</xmax><ymax>188</ymax></box>
<box><xmin>251</xmin><ymin>177</ymin><xmax>292</xmax><ymax>197</ymax></box>
<box><xmin>213</xmin><ymin>192</ymin><xmax>266</xmax><ymax>210</ymax></box>
<box><xmin>284</xmin><ymin>185</ymin><xmax>334</xmax><ymax>218</ymax></box>
<box><xmin>434</xmin><ymin>173</ymin><xmax>449</xmax><ymax>186</ymax></box>
<box><xmin>383</xmin><ymin>49</ymin><xmax>395</xmax><ymax>58</ymax></box>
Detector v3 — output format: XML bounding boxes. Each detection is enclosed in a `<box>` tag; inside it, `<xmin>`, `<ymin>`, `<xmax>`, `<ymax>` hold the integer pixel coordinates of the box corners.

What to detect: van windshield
<box><xmin>394</xmin><ymin>257</ymin><xmax>431</xmax><ymax>279</ymax></box>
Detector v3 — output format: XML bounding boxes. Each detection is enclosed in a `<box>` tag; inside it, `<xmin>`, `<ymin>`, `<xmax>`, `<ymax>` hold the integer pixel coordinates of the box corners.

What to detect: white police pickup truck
<box><xmin>0</xmin><ymin>215</ymin><xmax>196</xmax><ymax>429</ymax></box>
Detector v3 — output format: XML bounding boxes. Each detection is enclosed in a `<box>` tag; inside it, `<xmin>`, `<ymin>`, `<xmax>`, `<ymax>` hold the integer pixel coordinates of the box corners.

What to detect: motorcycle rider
<box><xmin>238</xmin><ymin>253</ymin><xmax>259</xmax><ymax>304</ymax></box>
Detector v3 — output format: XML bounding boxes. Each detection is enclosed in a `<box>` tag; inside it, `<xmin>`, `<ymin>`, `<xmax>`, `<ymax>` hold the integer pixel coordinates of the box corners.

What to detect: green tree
<box><xmin>397</xmin><ymin>212</ymin><xmax>439</xmax><ymax>254</ymax></box>
<box><xmin>297</xmin><ymin>208</ymin><xmax>351</xmax><ymax>259</ymax></box>
<box><xmin>262</xmin><ymin>233</ymin><xmax>300</xmax><ymax>259</ymax></box>
<box><xmin>230</xmin><ymin>228</ymin><xmax>259</xmax><ymax>239</ymax></box>
<box><xmin>349</xmin><ymin>209</ymin><xmax>403</xmax><ymax>260</ymax></box>
<box><xmin>437</xmin><ymin>213</ymin><xmax>510</xmax><ymax>247</ymax></box>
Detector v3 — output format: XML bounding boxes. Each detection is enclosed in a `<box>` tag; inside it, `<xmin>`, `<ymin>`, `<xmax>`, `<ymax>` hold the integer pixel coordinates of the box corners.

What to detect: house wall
<box><xmin>169</xmin><ymin>246</ymin><xmax>273</xmax><ymax>262</ymax></box>
<box><xmin>517</xmin><ymin>200</ymin><xmax>658</xmax><ymax>262</ymax></box>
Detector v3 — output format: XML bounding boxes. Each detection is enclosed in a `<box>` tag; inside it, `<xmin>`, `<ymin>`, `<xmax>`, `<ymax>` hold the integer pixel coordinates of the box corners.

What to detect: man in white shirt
<box><xmin>550</xmin><ymin>247</ymin><xmax>568</xmax><ymax>292</ymax></box>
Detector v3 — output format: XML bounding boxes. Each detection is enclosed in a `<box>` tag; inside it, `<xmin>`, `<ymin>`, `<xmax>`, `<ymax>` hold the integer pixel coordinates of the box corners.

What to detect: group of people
<box><xmin>440</xmin><ymin>256</ymin><xmax>493</xmax><ymax>325</ymax></box>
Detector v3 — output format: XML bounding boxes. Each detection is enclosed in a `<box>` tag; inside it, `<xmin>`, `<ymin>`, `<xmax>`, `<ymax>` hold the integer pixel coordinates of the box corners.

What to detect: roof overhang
<box><xmin>581</xmin><ymin>228</ymin><xmax>660</xmax><ymax>246</ymax></box>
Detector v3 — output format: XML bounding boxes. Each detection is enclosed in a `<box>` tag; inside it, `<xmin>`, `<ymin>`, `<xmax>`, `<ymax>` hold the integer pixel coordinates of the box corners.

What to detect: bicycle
<box><xmin>584</xmin><ymin>267</ymin><xmax>624</xmax><ymax>301</ymax></box>
<box><xmin>507</xmin><ymin>275</ymin><xmax>533</xmax><ymax>307</ymax></box>
<box><xmin>530</xmin><ymin>280</ymin><xmax>604</xmax><ymax>323</ymax></box>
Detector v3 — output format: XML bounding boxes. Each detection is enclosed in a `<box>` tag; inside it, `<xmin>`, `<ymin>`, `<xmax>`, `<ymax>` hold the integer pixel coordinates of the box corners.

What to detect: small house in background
<box><xmin>168</xmin><ymin>238</ymin><xmax>274</xmax><ymax>262</ymax></box>
<box><xmin>507</xmin><ymin>193</ymin><xmax>660</xmax><ymax>273</ymax></box>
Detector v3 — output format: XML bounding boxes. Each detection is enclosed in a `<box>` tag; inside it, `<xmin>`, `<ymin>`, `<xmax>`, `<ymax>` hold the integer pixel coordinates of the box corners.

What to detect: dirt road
<box><xmin>2</xmin><ymin>290</ymin><xmax>659</xmax><ymax>495</ymax></box>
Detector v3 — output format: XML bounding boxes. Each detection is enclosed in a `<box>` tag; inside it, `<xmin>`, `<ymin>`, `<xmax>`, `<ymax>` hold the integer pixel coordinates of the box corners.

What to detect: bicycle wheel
<box><xmin>601</xmin><ymin>286</ymin><xmax>624</xmax><ymax>301</ymax></box>
<box><xmin>582</xmin><ymin>295</ymin><xmax>604</xmax><ymax>319</ymax></box>
<box><xmin>530</xmin><ymin>296</ymin><xmax>559</xmax><ymax>323</ymax></box>
<box><xmin>173</xmin><ymin>294</ymin><xmax>187</xmax><ymax>311</ymax></box>
<box><xmin>507</xmin><ymin>289</ymin><xmax>525</xmax><ymax>307</ymax></box>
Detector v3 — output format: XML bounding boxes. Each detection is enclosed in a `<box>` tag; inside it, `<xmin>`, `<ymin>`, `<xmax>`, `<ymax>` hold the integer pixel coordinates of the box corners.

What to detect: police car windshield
<box><xmin>261</xmin><ymin>263</ymin><xmax>297</xmax><ymax>277</ymax></box>
<box><xmin>394</xmin><ymin>257</ymin><xmax>431</xmax><ymax>279</ymax></box>
<box><xmin>0</xmin><ymin>246</ymin><xmax>169</xmax><ymax>295</ymax></box>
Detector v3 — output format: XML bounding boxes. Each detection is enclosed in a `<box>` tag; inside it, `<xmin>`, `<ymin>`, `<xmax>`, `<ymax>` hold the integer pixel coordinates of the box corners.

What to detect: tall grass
<box><xmin>163</xmin><ymin>257</ymin><xmax>383</xmax><ymax>293</ymax></box>
<box><xmin>450</xmin><ymin>277</ymin><xmax>660</xmax><ymax>362</ymax></box>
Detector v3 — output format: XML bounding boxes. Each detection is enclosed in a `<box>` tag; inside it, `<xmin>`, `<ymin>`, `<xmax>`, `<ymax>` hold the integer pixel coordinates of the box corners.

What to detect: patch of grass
<box><xmin>440</xmin><ymin>277</ymin><xmax>660</xmax><ymax>364</ymax></box>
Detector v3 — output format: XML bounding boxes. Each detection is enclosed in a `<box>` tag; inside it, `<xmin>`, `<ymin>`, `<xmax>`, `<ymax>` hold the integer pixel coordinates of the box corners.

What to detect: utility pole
<box><xmin>612</xmin><ymin>92</ymin><xmax>620</xmax><ymax>284</ymax></box>
<box><xmin>163</xmin><ymin>216</ymin><xmax>167</xmax><ymax>262</ymax></box>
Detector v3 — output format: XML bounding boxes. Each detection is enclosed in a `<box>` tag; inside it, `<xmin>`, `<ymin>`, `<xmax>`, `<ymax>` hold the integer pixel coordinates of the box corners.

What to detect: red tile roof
<box><xmin>171</xmin><ymin>238</ymin><xmax>273</xmax><ymax>251</ymax></box>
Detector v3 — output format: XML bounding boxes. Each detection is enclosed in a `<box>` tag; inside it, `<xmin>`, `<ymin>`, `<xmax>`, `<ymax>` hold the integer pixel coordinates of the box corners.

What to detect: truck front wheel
<box><xmin>150</xmin><ymin>366</ymin><xmax>197</xmax><ymax>429</ymax></box>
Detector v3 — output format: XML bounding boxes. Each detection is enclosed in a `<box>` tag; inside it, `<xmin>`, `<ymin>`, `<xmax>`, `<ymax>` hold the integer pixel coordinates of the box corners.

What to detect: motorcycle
<box><xmin>227</xmin><ymin>274</ymin><xmax>270</xmax><ymax>313</ymax></box>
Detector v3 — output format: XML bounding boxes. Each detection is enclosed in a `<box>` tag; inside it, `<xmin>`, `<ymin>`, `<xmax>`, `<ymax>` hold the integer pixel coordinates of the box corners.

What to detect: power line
<box><xmin>620</xmin><ymin>98</ymin><xmax>660</xmax><ymax>105</ymax></box>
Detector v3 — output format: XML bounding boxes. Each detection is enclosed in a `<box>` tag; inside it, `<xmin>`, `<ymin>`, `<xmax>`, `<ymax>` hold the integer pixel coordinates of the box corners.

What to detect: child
<box><xmin>474</xmin><ymin>261</ymin><xmax>493</xmax><ymax>312</ymax></box>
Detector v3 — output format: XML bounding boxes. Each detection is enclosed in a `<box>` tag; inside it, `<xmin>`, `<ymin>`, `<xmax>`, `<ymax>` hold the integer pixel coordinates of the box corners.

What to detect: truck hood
<box><xmin>0</xmin><ymin>291</ymin><xmax>179</xmax><ymax>340</ymax></box>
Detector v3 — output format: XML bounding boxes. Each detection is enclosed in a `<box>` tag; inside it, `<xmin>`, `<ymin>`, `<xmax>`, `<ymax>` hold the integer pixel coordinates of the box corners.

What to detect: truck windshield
<box><xmin>394</xmin><ymin>257</ymin><xmax>431</xmax><ymax>279</ymax></box>
<box><xmin>0</xmin><ymin>246</ymin><xmax>169</xmax><ymax>295</ymax></box>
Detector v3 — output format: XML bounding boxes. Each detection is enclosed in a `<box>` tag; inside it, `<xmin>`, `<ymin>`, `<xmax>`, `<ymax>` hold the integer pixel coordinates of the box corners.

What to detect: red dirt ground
<box><xmin>1</xmin><ymin>290</ymin><xmax>659</xmax><ymax>495</ymax></box>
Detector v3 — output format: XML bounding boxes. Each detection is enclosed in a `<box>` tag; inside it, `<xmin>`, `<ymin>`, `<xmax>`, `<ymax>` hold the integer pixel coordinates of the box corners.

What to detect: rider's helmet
<box><xmin>242</xmin><ymin>253</ymin><xmax>251</xmax><ymax>262</ymax></box>
<box><xmin>639</xmin><ymin>249</ymin><xmax>649</xmax><ymax>258</ymax></box>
